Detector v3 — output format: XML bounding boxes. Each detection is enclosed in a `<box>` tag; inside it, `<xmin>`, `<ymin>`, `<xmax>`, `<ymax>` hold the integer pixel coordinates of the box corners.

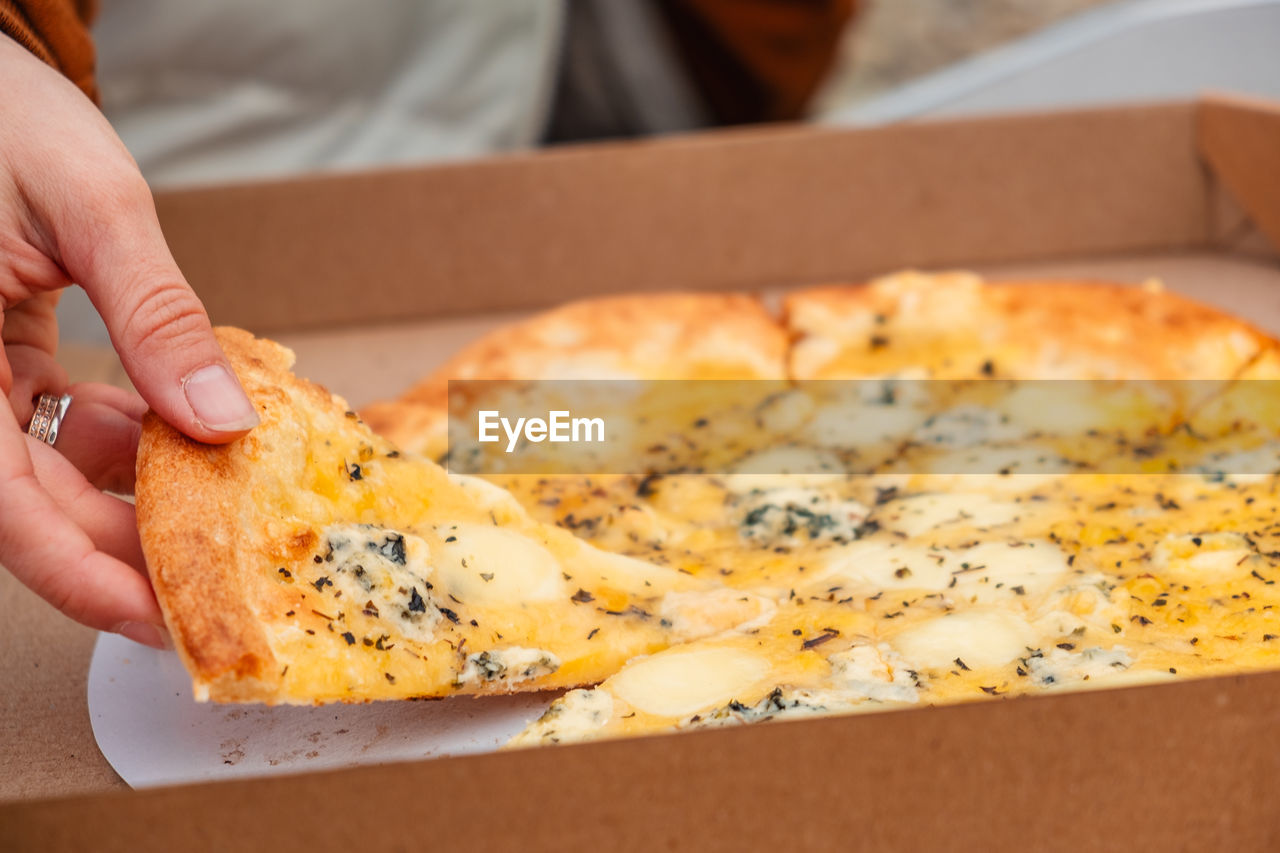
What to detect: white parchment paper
<box><xmin>87</xmin><ymin>632</ymin><xmax>555</xmax><ymax>789</ymax></box>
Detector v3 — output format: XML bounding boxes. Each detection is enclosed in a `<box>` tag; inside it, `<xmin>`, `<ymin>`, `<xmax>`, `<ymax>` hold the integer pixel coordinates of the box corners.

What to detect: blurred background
<box><xmin>58</xmin><ymin>0</ymin><xmax>1279</xmax><ymax>347</ymax></box>
<box><xmin>815</xmin><ymin>0</ymin><xmax>1114</xmax><ymax>111</ymax></box>
<box><xmin>89</xmin><ymin>0</ymin><xmax>1129</xmax><ymax>189</ymax></box>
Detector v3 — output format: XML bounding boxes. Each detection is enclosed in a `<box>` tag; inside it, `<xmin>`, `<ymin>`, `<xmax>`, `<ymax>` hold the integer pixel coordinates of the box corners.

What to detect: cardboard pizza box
<box><xmin>3</xmin><ymin>93</ymin><xmax>1280</xmax><ymax>850</ymax></box>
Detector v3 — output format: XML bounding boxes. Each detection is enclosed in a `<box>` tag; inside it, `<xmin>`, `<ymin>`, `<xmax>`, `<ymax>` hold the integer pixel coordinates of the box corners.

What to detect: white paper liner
<box><xmin>87</xmin><ymin>632</ymin><xmax>555</xmax><ymax>789</ymax></box>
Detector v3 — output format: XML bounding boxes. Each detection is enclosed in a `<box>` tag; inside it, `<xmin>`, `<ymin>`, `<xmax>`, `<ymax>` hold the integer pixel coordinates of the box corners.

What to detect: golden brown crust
<box><xmin>367</xmin><ymin>275</ymin><xmax>1280</xmax><ymax>456</ymax></box>
<box><xmin>422</xmin><ymin>291</ymin><xmax>787</xmax><ymax>386</ymax></box>
<box><xmin>785</xmin><ymin>271</ymin><xmax>1280</xmax><ymax>380</ymax></box>
<box><xmin>360</xmin><ymin>292</ymin><xmax>787</xmax><ymax>452</ymax></box>
<box><xmin>136</xmin><ymin>328</ymin><xmax>307</xmax><ymax>700</ymax></box>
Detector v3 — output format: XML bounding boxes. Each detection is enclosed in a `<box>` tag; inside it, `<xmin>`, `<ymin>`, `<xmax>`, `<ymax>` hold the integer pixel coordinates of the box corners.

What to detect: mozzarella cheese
<box><xmin>435</xmin><ymin>524</ymin><xmax>568</xmax><ymax>604</ymax></box>
<box><xmin>892</xmin><ymin>609</ymin><xmax>1036</xmax><ymax>669</ymax></box>
<box><xmin>609</xmin><ymin>646</ymin><xmax>772</xmax><ymax>718</ymax></box>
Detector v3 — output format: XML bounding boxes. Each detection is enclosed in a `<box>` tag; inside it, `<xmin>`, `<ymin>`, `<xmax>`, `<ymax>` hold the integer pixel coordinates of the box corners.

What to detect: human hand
<box><xmin>0</xmin><ymin>34</ymin><xmax>259</xmax><ymax>648</ymax></box>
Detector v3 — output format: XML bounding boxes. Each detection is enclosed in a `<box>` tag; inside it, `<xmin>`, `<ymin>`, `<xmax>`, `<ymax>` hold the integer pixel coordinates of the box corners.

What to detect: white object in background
<box><xmin>63</xmin><ymin>0</ymin><xmax>565</xmax><ymax>346</ymax></box>
<box><xmin>824</xmin><ymin>0</ymin><xmax>1280</xmax><ymax>125</ymax></box>
<box><xmin>88</xmin><ymin>632</ymin><xmax>554</xmax><ymax>789</ymax></box>
<box><xmin>93</xmin><ymin>0</ymin><xmax>565</xmax><ymax>188</ymax></box>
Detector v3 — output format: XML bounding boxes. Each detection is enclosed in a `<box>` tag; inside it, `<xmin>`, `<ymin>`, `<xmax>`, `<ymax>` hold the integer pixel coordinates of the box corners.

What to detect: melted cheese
<box><xmin>658</xmin><ymin>589</ymin><xmax>777</xmax><ymax>638</ymax></box>
<box><xmin>722</xmin><ymin>447</ymin><xmax>847</xmax><ymax>493</ymax></box>
<box><xmin>609</xmin><ymin>646</ymin><xmax>771</xmax><ymax>718</ymax></box>
<box><xmin>821</xmin><ymin>539</ymin><xmax>1069</xmax><ymax>602</ymax></box>
<box><xmin>435</xmin><ymin>524</ymin><xmax>567</xmax><ymax>604</ymax></box>
<box><xmin>1151</xmin><ymin>532</ymin><xmax>1256</xmax><ymax>583</ymax></box>
<box><xmin>802</xmin><ymin>398</ymin><xmax>925</xmax><ymax>447</ymax></box>
<box><xmin>509</xmin><ymin>688</ymin><xmax>615</xmax><ymax>746</ymax></box>
<box><xmin>892</xmin><ymin>609</ymin><xmax>1037</xmax><ymax>670</ymax></box>
<box><xmin>876</xmin><ymin>493</ymin><xmax>1025</xmax><ymax>537</ymax></box>
<box><xmin>913</xmin><ymin>406</ymin><xmax>1028</xmax><ymax>448</ymax></box>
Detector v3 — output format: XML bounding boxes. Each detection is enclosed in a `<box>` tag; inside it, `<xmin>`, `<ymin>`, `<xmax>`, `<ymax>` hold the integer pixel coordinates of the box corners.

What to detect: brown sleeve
<box><xmin>0</xmin><ymin>0</ymin><xmax>98</xmax><ymax>102</ymax></box>
<box><xmin>657</xmin><ymin>0</ymin><xmax>857</xmax><ymax>125</ymax></box>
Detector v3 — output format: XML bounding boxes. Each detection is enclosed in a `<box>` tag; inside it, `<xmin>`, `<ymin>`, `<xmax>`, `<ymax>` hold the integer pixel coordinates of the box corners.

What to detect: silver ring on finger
<box><xmin>27</xmin><ymin>393</ymin><xmax>73</xmax><ymax>447</ymax></box>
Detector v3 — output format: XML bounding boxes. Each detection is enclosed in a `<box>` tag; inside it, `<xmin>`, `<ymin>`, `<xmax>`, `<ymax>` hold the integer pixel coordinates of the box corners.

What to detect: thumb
<box><xmin>0</xmin><ymin>36</ymin><xmax>258</xmax><ymax>444</ymax></box>
<box><xmin>59</xmin><ymin>179</ymin><xmax>259</xmax><ymax>443</ymax></box>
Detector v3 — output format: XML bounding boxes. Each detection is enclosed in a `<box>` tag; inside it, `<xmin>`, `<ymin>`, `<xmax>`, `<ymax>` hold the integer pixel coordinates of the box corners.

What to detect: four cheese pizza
<box><xmin>138</xmin><ymin>273</ymin><xmax>1280</xmax><ymax>751</ymax></box>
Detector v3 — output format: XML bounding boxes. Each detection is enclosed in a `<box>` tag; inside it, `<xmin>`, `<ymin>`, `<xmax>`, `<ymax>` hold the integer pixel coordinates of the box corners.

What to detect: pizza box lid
<box><xmin>3</xmin><ymin>93</ymin><xmax>1280</xmax><ymax>850</ymax></box>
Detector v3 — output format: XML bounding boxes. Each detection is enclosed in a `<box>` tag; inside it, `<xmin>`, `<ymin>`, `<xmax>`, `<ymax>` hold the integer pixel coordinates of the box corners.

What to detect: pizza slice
<box><xmin>135</xmin><ymin>328</ymin><xmax>772</xmax><ymax>704</ymax></box>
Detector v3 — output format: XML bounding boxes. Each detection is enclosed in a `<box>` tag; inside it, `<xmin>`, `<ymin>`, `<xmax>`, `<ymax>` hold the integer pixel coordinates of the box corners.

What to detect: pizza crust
<box><xmin>365</xmin><ymin>273</ymin><xmax>1280</xmax><ymax>457</ymax></box>
<box><xmin>360</xmin><ymin>292</ymin><xmax>788</xmax><ymax>455</ymax></box>
<box><xmin>136</xmin><ymin>328</ymin><xmax>306</xmax><ymax>701</ymax></box>
<box><xmin>410</xmin><ymin>290</ymin><xmax>787</xmax><ymax>387</ymax></box>
<box><xmin>785</xmin><ymin>271</ymin><xmax>1280</xmax><ymax>379</ymax></box>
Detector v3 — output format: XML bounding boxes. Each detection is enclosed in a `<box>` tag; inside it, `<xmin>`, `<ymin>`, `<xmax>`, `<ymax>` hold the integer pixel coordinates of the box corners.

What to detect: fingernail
<box><xmin>183</xmin><ymin>364</ymin><xmax>259</xmax><ymax>432</ymax></box>
<box><xmin>113</xmin><ymin>621</ymin><xmax>172</xmax><ymax>650</ymax></box>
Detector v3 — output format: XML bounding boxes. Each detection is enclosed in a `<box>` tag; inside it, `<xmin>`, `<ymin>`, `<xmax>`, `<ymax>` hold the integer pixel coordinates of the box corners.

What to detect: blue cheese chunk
<box><xmin>1025</xmin><ymin>646</ymin><xmax>1132</xmax><ymax>688</ymax></box>
<box><xmin>318</xmin><ymin>523</ymin><xmax>442</xmax><ymax>642</ymax></box>
<box><xmin>825</xmin><ymin>643</ymin><xmax>920</xmax><ymax>704</ymax></box>
<box><xmin>735</xmin><ymin>487</ymin><xmax>869</xmax><ymax>546</ymax></box>
<box><xmin>456</xmin><ymin>646</ymin><xmax>561</xmax><ymax>687</ymax></box>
